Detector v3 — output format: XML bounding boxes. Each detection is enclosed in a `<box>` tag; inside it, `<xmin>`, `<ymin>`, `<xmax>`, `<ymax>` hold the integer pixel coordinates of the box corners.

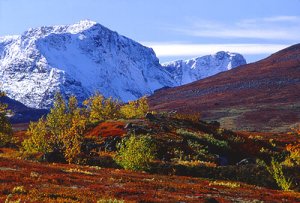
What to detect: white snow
<box><xmin>162</xmin><ymin>51</ymin><xmax>246</xmax><ymax>85</ymax></box>
<box><xmin>0</xmin><ymin>20</ymin><xmax>246</xmax><ymax>109</ymax></box>
<box><xmin>0</xmin><ymin>20</ymin><xmax>174</xmax><ymax>109</ymax></box>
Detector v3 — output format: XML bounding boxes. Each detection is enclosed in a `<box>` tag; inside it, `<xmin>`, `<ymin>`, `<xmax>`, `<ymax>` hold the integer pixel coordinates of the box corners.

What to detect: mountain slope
<box><xmin>0</xmin><ymin>20</ymin><xmax>175</xmax><ymax>109</ymax></box>
<box><xmin>163</xmin><ymin>51</ymin><xmax>246</xmax><ymax>85</ymax></box>
<box><xmin>0</xmin><ymin>20</ymin><xmax>248</xmax><ymax>110</ymax></box>
<box><xmin>149</xmin><ymin>44</ymin><xmax>300</xmax><ymax>132</ymax></box>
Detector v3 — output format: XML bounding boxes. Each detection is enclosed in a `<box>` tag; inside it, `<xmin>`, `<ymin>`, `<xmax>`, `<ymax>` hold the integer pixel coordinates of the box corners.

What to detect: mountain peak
<box><xmin>67</xmin><ymin>19</ymin><xmax>98</xmax><ymax>34</ymax></box>
<box><xmin>0</xmin><ymin>20</ymin><xmax>174</xmax><ymax>109</ymax></box>
<box><xmin>0</xmin><ymin>20</ymin><xmax>247</xmax><ymax>109</ymax></box>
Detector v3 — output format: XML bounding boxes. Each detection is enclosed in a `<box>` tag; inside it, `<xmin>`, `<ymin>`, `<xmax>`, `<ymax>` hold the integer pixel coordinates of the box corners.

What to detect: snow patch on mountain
<box><xmin>0</xmin><ymin>20</ymin><xmax>247</xmax><ymax>110</ymax></box>
<box><xmin>0</xmin><ymin>20</ymin><xmax>175</xmax><ymax>109</ymax></box>
<box><xmin>162</xmin><ymin>51</ymin><xmax>246</xmax><ymax>85</ymax></box>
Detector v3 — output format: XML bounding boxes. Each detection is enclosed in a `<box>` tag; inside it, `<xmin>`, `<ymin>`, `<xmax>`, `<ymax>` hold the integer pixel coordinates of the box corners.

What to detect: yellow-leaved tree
<box><xmin>0</xmin><ymin>91</ymin><xmax>12</xmax><ymax>147</ymax></box>
<box><xmin>83</xmin><ymin>92</ymin><xmax>120</xmax><ymax>124</ymax></box>
<box><xmin>22</xmin><ymin>117</ymin><xmax>50</xmax><ymax>153</ymax></box>
<box><xmin>61</xmin><ymin>96</ymin><xmax>87</xmax><ymax>163</ymax></box>
<box><xmin>120</xmin><ymin>96</ymin><xmax>149</xmax><ymax>119</ymax></box>
<box><xmin>23</xmin><ymin>93</ymin><xmax>87</xmax><ymax>163</ymax></box>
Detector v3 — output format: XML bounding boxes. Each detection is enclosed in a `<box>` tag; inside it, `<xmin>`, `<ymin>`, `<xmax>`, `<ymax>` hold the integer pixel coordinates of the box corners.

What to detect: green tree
<box><xmin>0</xmin><ymin>91</ymin><xmax>12</xmax><ymax>147</ymax></box>
<box><xmin>22</xmin><ymin>118</ymin><xmax>50</xmax><ymax>153</ymax></box>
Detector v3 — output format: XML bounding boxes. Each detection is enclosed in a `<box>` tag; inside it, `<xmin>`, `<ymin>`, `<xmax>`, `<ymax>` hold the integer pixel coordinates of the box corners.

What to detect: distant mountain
<box><xmin>149</xmin><ymin>44</ymin><xmax>300</xmax><ymax>132</ymax></box>
<box><xmin>0</xmin><ymin>20</ymin><xmax>175</xmax><ymax>109</ymax></box>
<box><xmin>162</xmin><ymin>51</ymin><xmax>246</xmax><ymax>85</ymax></box>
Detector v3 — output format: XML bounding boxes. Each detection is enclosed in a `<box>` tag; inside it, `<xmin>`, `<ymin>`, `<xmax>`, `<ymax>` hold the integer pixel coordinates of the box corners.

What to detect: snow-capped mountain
<box><xmin>0</xmin><ymin>20</ymin><xmax>247</xmax><ymax>110</ymax></box>
<box><xmin>0</xmin><ymin>20</ymin><xmax>175</xmax><ymax>109</ymax></box>
<box><xmin>162</xmin><ymin>52</ymin><xmax>246</xmax><ymax>85</ymax></box>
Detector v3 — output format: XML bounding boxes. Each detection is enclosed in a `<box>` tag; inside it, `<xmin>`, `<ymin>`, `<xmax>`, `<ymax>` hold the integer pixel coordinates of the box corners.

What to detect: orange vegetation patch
<box><xmin>0</xmin><ymin>157</ymin><xmax>300</xmax><ymax>202</ymax></box>
<box><xmin>237</xmin><ymin>131</ymin><xmax>299</xmax><ymax>145</ymax></box>
<box><xmin>85</xmin><ymin>121</ymin><xmax>126</xmax><ymax>138</ymax></box>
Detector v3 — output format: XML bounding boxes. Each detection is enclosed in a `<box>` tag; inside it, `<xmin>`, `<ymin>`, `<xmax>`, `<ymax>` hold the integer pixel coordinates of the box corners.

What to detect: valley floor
<box><xmin>0</xmin><ymin>155</ymin><xmax>299</xmax><ymax>203</ymax></box>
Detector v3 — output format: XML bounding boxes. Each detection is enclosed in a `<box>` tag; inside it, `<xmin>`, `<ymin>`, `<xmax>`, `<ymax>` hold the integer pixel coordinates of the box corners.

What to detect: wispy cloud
<box><xmin>263</xmin><ymin>15</ymin><xmax>300</xmax><ymax>23</ymax></box>
<box><xmin>174</xmin><ymin>16</ymin><xmax>300</xmax><ymax>40</ymax></box>
<box><xmin>143</xmin><ymin>43</ymin><xmax>289</xmax><ymax>57</ymax></box>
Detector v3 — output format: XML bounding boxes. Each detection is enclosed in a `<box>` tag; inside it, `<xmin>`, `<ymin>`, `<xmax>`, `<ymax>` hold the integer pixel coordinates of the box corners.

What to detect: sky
<box><xmin>0</xmin><ymin>0</ymin><xmax>299</xmax><ymax>63</ymax></box>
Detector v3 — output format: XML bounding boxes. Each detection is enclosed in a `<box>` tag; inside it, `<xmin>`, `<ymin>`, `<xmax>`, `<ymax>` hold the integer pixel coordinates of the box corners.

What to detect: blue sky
<box><xmin>0</xmin><ymin>0</ymin><xmax>299</xmax><ymax>63</ymax></box>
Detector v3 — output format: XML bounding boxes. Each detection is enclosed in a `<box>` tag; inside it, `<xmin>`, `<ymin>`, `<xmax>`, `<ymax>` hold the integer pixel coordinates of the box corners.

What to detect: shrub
<box><xmin>202</xmin><ymin>134</ymin><xmax>229</xmax><ymax>150</ymax></box>
<box><xmin>97</xmin><ymin>199</ymin><xmax>124</xmax><ymax>203</ymax></box>
<box><xmin>12</xmin><ymin>186</ymin><xmax>27</xmax><ymax>194</ymax></box>
<box><xmin>209</xmin><ymin>181</ymin><xmax>240</xmax><ymax>188</ymax></box>
<box><xmin>176</xmin><ymin>129</ymin><xmax>200</xmax><ymax>140</ymax></box>
<box><xmin>0</xmin><ymin>91</ymin><xmax>12</xmax><ymax>147</ymax></box>
<box><xmin>114</xmin><ymin>135</ymin><xmax>156</xmax><ymax>171</ymax></box>
<box><xmin>176</xmin><ymin>129</ymin><xmax>229</xmax><ymax>150</ymax></box>
<box><xmin>262</xmin><ymin>158</ymin><xmax>292</xmax><ymax>191</ymax></box>
<box><xmin>284</xmin><ymin>143</ymin><xmax>300</xmax><ymax>166</ymax></box>
<box><xmin>187</xmin><ymin>140</ymin><xmax>209</xmax><ymax>160</ymax></box>
<box><xmin>172</xmin><ymin>112</ymin><xmax>201</xmax><ymax>123</ymax></box>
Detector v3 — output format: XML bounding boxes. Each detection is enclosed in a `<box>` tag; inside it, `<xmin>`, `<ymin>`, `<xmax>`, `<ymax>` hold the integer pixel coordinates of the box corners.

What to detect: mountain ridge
<box><xmin>0</xmin><ymin>20</ymin><xmax>175</xmax><ymax>109</ymax></box>
<box><xmin>1</xmin><ymin>20</ymin><xmax>246</xmax><ymax>110</ymax></box>
<box><xmin>149</xmin><ymin>43</ymin><xmax>300</xmax><ymax>132</ymax></box>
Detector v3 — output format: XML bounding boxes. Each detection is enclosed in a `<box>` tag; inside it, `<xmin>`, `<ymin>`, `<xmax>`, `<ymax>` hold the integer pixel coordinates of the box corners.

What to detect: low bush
<box><xmin>259</xmin><ymin>158</ymin><xmax>293</xmax><ymax>191</ymax></box>
<box><xmin>114</xmin><ymin>135</ymin><xmax>156</xmax><ymax>171</ymax></box>
<box><xmin>97</xmin><ymin>199</ymin><xmax>124</xmax><ymax>203</ymax></box>
<box><xmin>283</xmin><ymin>144</ymin><xmax>300</xmax><ymax>166</ymax></box>
<box><xmin>202</xmin><ymin>134</ymin><xmax>230</xmax><ymax>150</ymax></box>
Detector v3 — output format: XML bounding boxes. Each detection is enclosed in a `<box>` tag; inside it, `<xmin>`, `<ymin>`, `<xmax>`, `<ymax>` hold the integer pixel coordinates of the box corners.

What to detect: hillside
<box><xmin>149</xmin><ymin>44</ymin><xmax>300</xmax><ymax>132</ymax></box>
<box><xmin>1</xmin><ymin>114</ymin><xmax>300</xmax><ymax>202</ymax></box>
<box><xmin>0</xmin><ymin>157</ymin><xmax>299</xmax><ymax>202</ymax></box>
<box><xmin>0</xmin><ymin>96</ymin><xmax>47</xmax><ymax>123</ymax></box>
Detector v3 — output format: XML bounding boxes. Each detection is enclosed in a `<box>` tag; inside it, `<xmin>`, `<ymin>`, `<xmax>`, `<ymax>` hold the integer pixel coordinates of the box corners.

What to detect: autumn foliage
<box><xmin>23</xmin><ymin>94</ymin><xmax>87</xmax><ymax>163</ymax></box>
<box><xmin>0</xmin><ymin>91</ymin><xmax>12</xmax><ymax>147</ymax></box>
<box><xmin>23</xmin><ymin>93</ymin><xmax>150</xmax><ymax>163</ymax></box>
